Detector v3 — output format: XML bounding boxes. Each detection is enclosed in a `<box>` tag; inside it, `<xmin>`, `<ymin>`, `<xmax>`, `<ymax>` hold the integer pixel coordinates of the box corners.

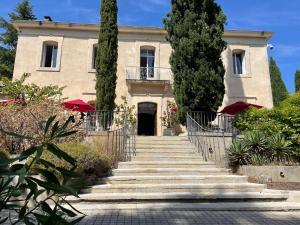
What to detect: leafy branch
<box><xmin>0</xmin><ymin>116</ymin><xmax>85</xmax><ymax>225</ymax></box>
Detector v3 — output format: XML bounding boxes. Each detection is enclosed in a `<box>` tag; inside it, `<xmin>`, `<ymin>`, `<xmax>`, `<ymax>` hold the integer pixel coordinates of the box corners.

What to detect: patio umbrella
<box><xmin>0</xmin><ymin>99</ymin><xmax>25</xmax><ymax>105</ymax></box>
<box><xmin>220</xmin><ymin>101</ymin><xmax>263</xmax><ymax>115</ymax></box>
<box><xmin>63</xmin><ymin>99</ymin><xmax>96</xmax><ymax>113</ymax></box>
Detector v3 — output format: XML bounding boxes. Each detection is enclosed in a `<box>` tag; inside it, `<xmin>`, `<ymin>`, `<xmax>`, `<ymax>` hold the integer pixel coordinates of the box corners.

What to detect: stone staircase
<box><xmin>68</xmin><ymin>136</ymin><xmax>300</xmax><ymax>211</ymax></box>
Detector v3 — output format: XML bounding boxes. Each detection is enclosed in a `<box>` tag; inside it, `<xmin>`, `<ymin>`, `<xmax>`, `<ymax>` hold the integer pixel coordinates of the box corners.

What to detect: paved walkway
<box><xmin>78</xmin><ymin>210</ymin><xmax>300</xmax><ymax>225</ymax></box>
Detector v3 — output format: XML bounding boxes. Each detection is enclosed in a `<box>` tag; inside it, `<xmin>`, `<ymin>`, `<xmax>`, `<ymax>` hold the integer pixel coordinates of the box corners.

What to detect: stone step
<box><xmin>136</xmin><ymin>145</ymin><xmax>195</xmax><ymax>150</ymax></box>
<box><xmin>117</xmin><ymin>161</ymin><xmax>216</xmax><ymax>169</ymax></box>
<box><xmin>136</xmin><ymin>141</ymin><xmax>193</xmax><ymax>145</ymax></box>
<box><xmin>132</xmin><ymin>154</ymin><xmax>203</xmax><ymax>162</ymax></box>
<box><xmin>69</xmin><ymin>202</ymin><xmax>300</xmax><ymax>211</ymax></box>
<box><xmin>136</xmin><ymin>137</ymin><xmax>188</xmax><ymax>141</ymax></box>
<box><xmin>135</xmin><ymin>152</ymin><xmax>197</xmax><ymax>157</ymax></box>
<box><xmin>113</xmin><ymin>168</ymin><xmax>230</xmax><ymax>176</ymax></box>
<box><xmin>82</xmin><ymin>183</ymin><xmax>265</xmax><ymax>194</ymax></box>
<box><xmin>136</xmin><ymin>148</ymin><xmax>196</xmax><ymax>153</ymax></box>
<box><xmin>67</xmin><ymin>192</ymin><xmax>289</xmax><ymax>203</ymax></box>
<box><xmin>105</xmin><ymin>175</ymin><xmax>248</xmax><ymax>184</ymax></box>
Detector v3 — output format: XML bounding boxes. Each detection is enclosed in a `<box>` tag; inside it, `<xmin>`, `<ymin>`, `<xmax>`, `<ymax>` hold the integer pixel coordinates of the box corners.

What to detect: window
<box><xmin>41</xmin><ymin>42</ymin><xmax>58</xmax><ymax>68</ymax></box>
<box><xmin>140</xmin><ymin>48</ymin><xmax>155</xmax><ymax>79</ymax></box>
<box><xmin>232</xmin><ymin>51</ymin><xmax>246</xmax><ymax>75</ymax></box>
<box><xmin>92</xmin><ymin>45</ymin><xmax>98</xmax><ymax>69</ymax></box>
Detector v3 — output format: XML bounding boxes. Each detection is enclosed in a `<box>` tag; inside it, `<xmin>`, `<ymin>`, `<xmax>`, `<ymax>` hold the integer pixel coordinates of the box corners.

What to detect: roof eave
<box><xmin>12</xmin><ymin>20</ymin><xmax>273</xmax><ymax>39</ymax></box>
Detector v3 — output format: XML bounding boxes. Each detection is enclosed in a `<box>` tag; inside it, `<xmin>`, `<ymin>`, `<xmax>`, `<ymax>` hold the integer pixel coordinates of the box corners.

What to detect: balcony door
<box><xmin>140</xmin><ymin>49</ymin><xmax>155</xmax><ymax>80</ymax></box>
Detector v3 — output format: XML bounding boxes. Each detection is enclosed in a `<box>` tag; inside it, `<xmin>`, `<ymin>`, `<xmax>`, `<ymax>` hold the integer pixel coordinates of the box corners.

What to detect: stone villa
<box><xmin>12</xmin><ymin>20</ymin><xmax>273</xmax><ymax>136</ymax></box>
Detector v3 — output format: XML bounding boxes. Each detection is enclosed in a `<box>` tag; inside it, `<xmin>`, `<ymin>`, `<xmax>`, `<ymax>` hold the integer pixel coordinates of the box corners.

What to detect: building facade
<box><xmin>12</xmin><ymin>20</ymin><xmax>273</xmax><ymax>136</ymax></box>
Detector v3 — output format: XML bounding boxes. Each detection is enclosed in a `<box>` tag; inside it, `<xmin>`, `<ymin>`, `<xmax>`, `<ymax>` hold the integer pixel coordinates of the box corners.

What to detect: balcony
<box><xmin>126</xmin><ymin>66</ymin><xmax>172</xmax><ymax>82</ymax></box>
<box><xmin>126</xmin><ymin>67</ymin><xmax>172</xmax><ymax>92</ymax></box>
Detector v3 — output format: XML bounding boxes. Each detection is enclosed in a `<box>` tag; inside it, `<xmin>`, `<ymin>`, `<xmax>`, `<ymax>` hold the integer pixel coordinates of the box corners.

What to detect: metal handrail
<box><xmin>85</xmin><ymin>110</ymin><xmax>136</xmax><ymax>168</ymax></box>
<box><xmin>187</xmin><ymin>112</ymin><xmax>235</xmax><ymax>168</ymax></box>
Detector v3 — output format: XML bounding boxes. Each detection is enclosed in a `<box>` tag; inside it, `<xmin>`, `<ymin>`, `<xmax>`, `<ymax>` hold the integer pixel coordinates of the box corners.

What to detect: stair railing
<box><xmin>85</xmin><ymin>110</ymin><xmax>136</xmax><ymax>168</ymax></box>
<box><xmin>187</xmin><ymin>112</ymin><xmax>238</xmax><ymax>168</ymax></box>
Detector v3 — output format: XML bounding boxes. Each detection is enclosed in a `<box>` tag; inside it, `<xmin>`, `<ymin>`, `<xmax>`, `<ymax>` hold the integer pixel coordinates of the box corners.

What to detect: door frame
<box><xmin>137</xmin><ymin>102</ymin><xmax>157</xmax><ymax>136</ymax></box>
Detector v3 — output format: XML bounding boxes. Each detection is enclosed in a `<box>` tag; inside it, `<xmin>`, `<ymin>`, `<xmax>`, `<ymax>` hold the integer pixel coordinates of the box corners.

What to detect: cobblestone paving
<box><xmin>78</xmin><ymin>210</ymin><xmax>300</xmax><ymax>225</ymax></box>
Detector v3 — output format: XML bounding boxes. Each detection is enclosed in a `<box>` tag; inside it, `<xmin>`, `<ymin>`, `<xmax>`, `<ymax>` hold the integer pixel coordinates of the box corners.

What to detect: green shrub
<box><xmin>0</xmin><ymin>100</ymin><xmax>86</xmax><ymax>154</ymax></box>
<box><xmin>40</xmin><ymin>142</ymin><xmax>111</xmax><ymax>186</ymax></box>
<box><xmin>243</xmin><ymin>131</ymin><xmax>268</xmax><ymax>155</ymax></box>
<box><xmin>228</xmin><ymin>140</ymin><xmax>250</xmax><ymax>168</ymax></box>
<box><xmin>234</xmin><ymin>94</ymin><xmax>300</xmax><ymax>143</ymax></box>
<box><xmin>249</xmin><ymin>154</ymin><xmax>270</xmax><ymax>166</ymax></box>
<box><xmin>233</xmin><ymin>93</ymin><xmax>300</xmax><ymax>163</ymax></box>
<box><xmin>267</xmin><ymin>134</ymin><xmax>292</xmax><ymax>163</ymax></box>
<box><xmin>228</xmin><ymin>131</ymin><xmax>296</xmax><ymax>167</ymax></box>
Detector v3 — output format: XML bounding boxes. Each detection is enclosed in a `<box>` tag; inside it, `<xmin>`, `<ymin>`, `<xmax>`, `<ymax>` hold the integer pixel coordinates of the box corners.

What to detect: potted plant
<box><xmin>161</xmin><ymin>101</ymin><xmax>178</xmax><ymax>136</ymax></box>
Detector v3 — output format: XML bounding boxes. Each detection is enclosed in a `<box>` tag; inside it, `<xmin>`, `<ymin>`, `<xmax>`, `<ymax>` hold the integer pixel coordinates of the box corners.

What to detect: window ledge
<box><xmin>88</xmin><ymin>69</ymin><xmax>96</xmax><ymax>73</ymax></box>
<box><xmin>37</xmin><ymin>67</ymin><xmax>60</xmax><ymax>72</ymax></box>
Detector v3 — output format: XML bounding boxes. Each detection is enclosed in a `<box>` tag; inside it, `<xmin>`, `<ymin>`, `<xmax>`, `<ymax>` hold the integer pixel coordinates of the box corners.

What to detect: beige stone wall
<box><xmin>13</xmin><ymin>27</ymin><xmax>273</xmax><ymax>136</ymax></box>
<box><xmin>238</xmin><ymin>166</ymin><xmax>300</xmax><ymax>183</ymax></box>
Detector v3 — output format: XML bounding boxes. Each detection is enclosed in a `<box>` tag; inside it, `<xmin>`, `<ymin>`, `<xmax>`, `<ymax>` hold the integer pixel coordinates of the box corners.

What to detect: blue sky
<box><xmin>1</xmin><ymin>0</ymin><xmax>299</xmax><ymax>93</ymax></box>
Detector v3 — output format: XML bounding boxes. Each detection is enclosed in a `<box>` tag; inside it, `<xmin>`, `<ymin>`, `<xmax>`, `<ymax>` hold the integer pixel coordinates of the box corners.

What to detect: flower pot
<box><xmin>163</xmin><ymin>128</ymin><xmax>174</xmax><ymax>136</ymax></box>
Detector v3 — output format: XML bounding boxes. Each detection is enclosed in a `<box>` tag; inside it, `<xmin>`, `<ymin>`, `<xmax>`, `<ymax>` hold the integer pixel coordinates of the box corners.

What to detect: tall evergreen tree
<box><xmin>96</xmin><ymin>0</ymin><xmax>118</xmax><ymax>111</ymax></box>
<box><xmin>269</xmin><ymin>57</ymin><xmax>289</xmax><ymax>106</ymax></box>
<box><xmin>164</xmin><ymin>0</ymin><xmax>227</xmax><ymax>124</ymax></box>
<box><xmin>0</xmin><ymin>0</ymin><xmax>36</xmax><ymax>79</ymax></box>
<box><xmin>295</xmin><ymin>70</ymin><xmax>300</xmax><ymax>92</ymax></box>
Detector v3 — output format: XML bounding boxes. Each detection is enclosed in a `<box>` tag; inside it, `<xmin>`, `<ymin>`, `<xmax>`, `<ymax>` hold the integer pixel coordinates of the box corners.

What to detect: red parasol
<box><xmin>0</xmin><ymin>99</ymin><xmax>25</xmax><ymax>106</ymax></box>
<box><xmin>63</xmin><ymin>99</ymin><xmax>96</xmax><ymax>113</ymax></box>
<box><xmin>220</xmin><ymin>101</ymin><xmax>263</xmax><ymax>115</ymax></box>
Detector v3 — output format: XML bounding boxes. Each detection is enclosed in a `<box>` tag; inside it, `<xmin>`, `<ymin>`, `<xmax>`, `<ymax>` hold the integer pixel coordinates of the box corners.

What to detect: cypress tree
<box><xmin>96</xmin><ymin>0</ymin><xmax>118</xmax><ymax>111</ymax></box>
<box><xmin>164</xmin><ymin>0</ymin><xmax>227</xmax><ymax>124</ymax></box>
<box><xmin>295</xmin><ymin>70</ymin><xmax>300</xmax><ymax>92</ymax></box>
<box><xmin>0</xmin><ymin>0</ymin><xmax>36</xmax><ymax>79</ymax></box>
<box><xmin>269</xmin><ymin>57</ymin><xmax>288</xmax><ymax>106</ymax></box>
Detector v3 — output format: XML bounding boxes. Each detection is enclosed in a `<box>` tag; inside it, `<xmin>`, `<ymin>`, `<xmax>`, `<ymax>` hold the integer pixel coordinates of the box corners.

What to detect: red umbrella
<box><xmin>0</xmin><ymin>99</ymin><xmax>25</xmax><ymax>106</ymax></box>
<box><xmin>63</xmin><ymin>99</ymin><xmax>96</xmax><ymax>113</ymax></box>
<box><xmin>220</xmin><ymin>101</ymin><xmax>263</xmax><ymax>115</ymax></box>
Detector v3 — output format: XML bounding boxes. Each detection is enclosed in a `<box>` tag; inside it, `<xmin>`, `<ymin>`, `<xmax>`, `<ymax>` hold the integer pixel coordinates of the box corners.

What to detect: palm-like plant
<box><xmin>228</xmin><ymin>140</ymin><xmax>250</xmax><ymax>168</ymax></box>
<box><xmin>244</xmin><ymin>131</ymin><xmax>268</xmax><ymax>155</ymax></box>
<box><xmin>267</xmin><ymin>134</ymin><xmax>292</xmax><ymax>164</ymax></box>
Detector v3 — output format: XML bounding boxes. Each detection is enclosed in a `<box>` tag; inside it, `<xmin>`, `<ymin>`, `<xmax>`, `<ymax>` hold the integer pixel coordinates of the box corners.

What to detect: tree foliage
<box><xmin>0</xmin><ymin>73</ymin><xmax>64</xmax><ymax>104</ymax></box>
<box><xmin>269</xmin><ymin>57</ymin><xmax>289</xmax><ymax>106</ymax></box>
<box><xmin>96</xmin><ymin>0</ymin><xmax>118</xmax><ymax>111</ymax></box>
<box><xmin>0</xmin><ymin>100</ymin><xmax>85</xmax><ymax>154</ymax></box>
<box><xmin>295</xmin><ymin>70</ymin><xmax>300</xmax><ymax>93</ymax></box>
<box><xmin>164</xmin><ymin>0</ymin><xmax>227</xmax><ymax>124</ymax></box>
<box><xmin>0</xmin><ymin>0</ymin><xmax>36</xmax><ymax>79</ymax></box>
<box><xmin>0</xmin><ymin>116</ymin><xmax>84</xmax><ymax>224</ymax></box>
<box><xmin>233</xmin><ymin>93</ymin><xmax>300</xmax><ymax>158</ymax></box>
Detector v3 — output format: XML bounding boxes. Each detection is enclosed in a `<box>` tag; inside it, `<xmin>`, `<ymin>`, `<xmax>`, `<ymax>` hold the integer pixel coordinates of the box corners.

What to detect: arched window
<box><xmin>41</xmin><ymin>41</ymin><xmax>58</xmax><ymax>68</ymax></box>
<box><xmin>140</xmin><ymin>46</ymin><xmax>155</xmax><ymax>79</ymax></box>
<box><xmin>232</xmin><ymin>50</ymin><xmax>246</xmax><ymax>75</ymax></box>
<box><xmin>92</xmin><ymin>44</ymin><xmax>98</xmax><ymax>69</ymax></box>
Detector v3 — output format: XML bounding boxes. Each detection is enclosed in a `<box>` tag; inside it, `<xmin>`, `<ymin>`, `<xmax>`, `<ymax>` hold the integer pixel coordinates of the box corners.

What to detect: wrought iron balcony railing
<box><xmin>126</xmin><ymin>66</ymin><xmax>173</xmax><ymax>81</ymax></box>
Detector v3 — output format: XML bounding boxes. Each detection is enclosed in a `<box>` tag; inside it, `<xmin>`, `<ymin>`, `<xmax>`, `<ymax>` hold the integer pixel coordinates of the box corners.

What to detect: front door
<box><xmin>138</xmin><ymin>102</ymin><xmax>157</xmax><ymax>136</ymax></box>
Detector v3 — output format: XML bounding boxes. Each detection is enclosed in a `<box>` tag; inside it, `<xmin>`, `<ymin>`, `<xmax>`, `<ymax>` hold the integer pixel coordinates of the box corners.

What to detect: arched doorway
<box><xmin>138</xmin><ymin>102</ymin><xmax>157</xmax><ymax>136</ymax></box>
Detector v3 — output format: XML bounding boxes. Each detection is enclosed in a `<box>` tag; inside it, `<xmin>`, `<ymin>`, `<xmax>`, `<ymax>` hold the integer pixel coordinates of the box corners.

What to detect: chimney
<box><xmin>44</xmin><ymin>16</ymin><xmax>53</xmax><ymax>22</ymax></box>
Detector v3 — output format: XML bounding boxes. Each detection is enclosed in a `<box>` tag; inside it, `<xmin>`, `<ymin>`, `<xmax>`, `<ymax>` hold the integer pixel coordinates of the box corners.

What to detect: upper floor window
<box><xmin>140</xmin><ymin>48</ymin><xmax>155</xmax><ymax>79</ymax></box>
<box><xmin>41</xmin><ymin>42</ymin><xmax>58</xmax><ymax>68</ymax></box>
<box><xmin>232</xmin><ymin>50</ymin><xmax>246</xmax><ymax>75</ymax></box>
<box><xmin>92</xmin><ymin>45</ymin><xmax>98</xmax><ymax>69</ymax></box>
